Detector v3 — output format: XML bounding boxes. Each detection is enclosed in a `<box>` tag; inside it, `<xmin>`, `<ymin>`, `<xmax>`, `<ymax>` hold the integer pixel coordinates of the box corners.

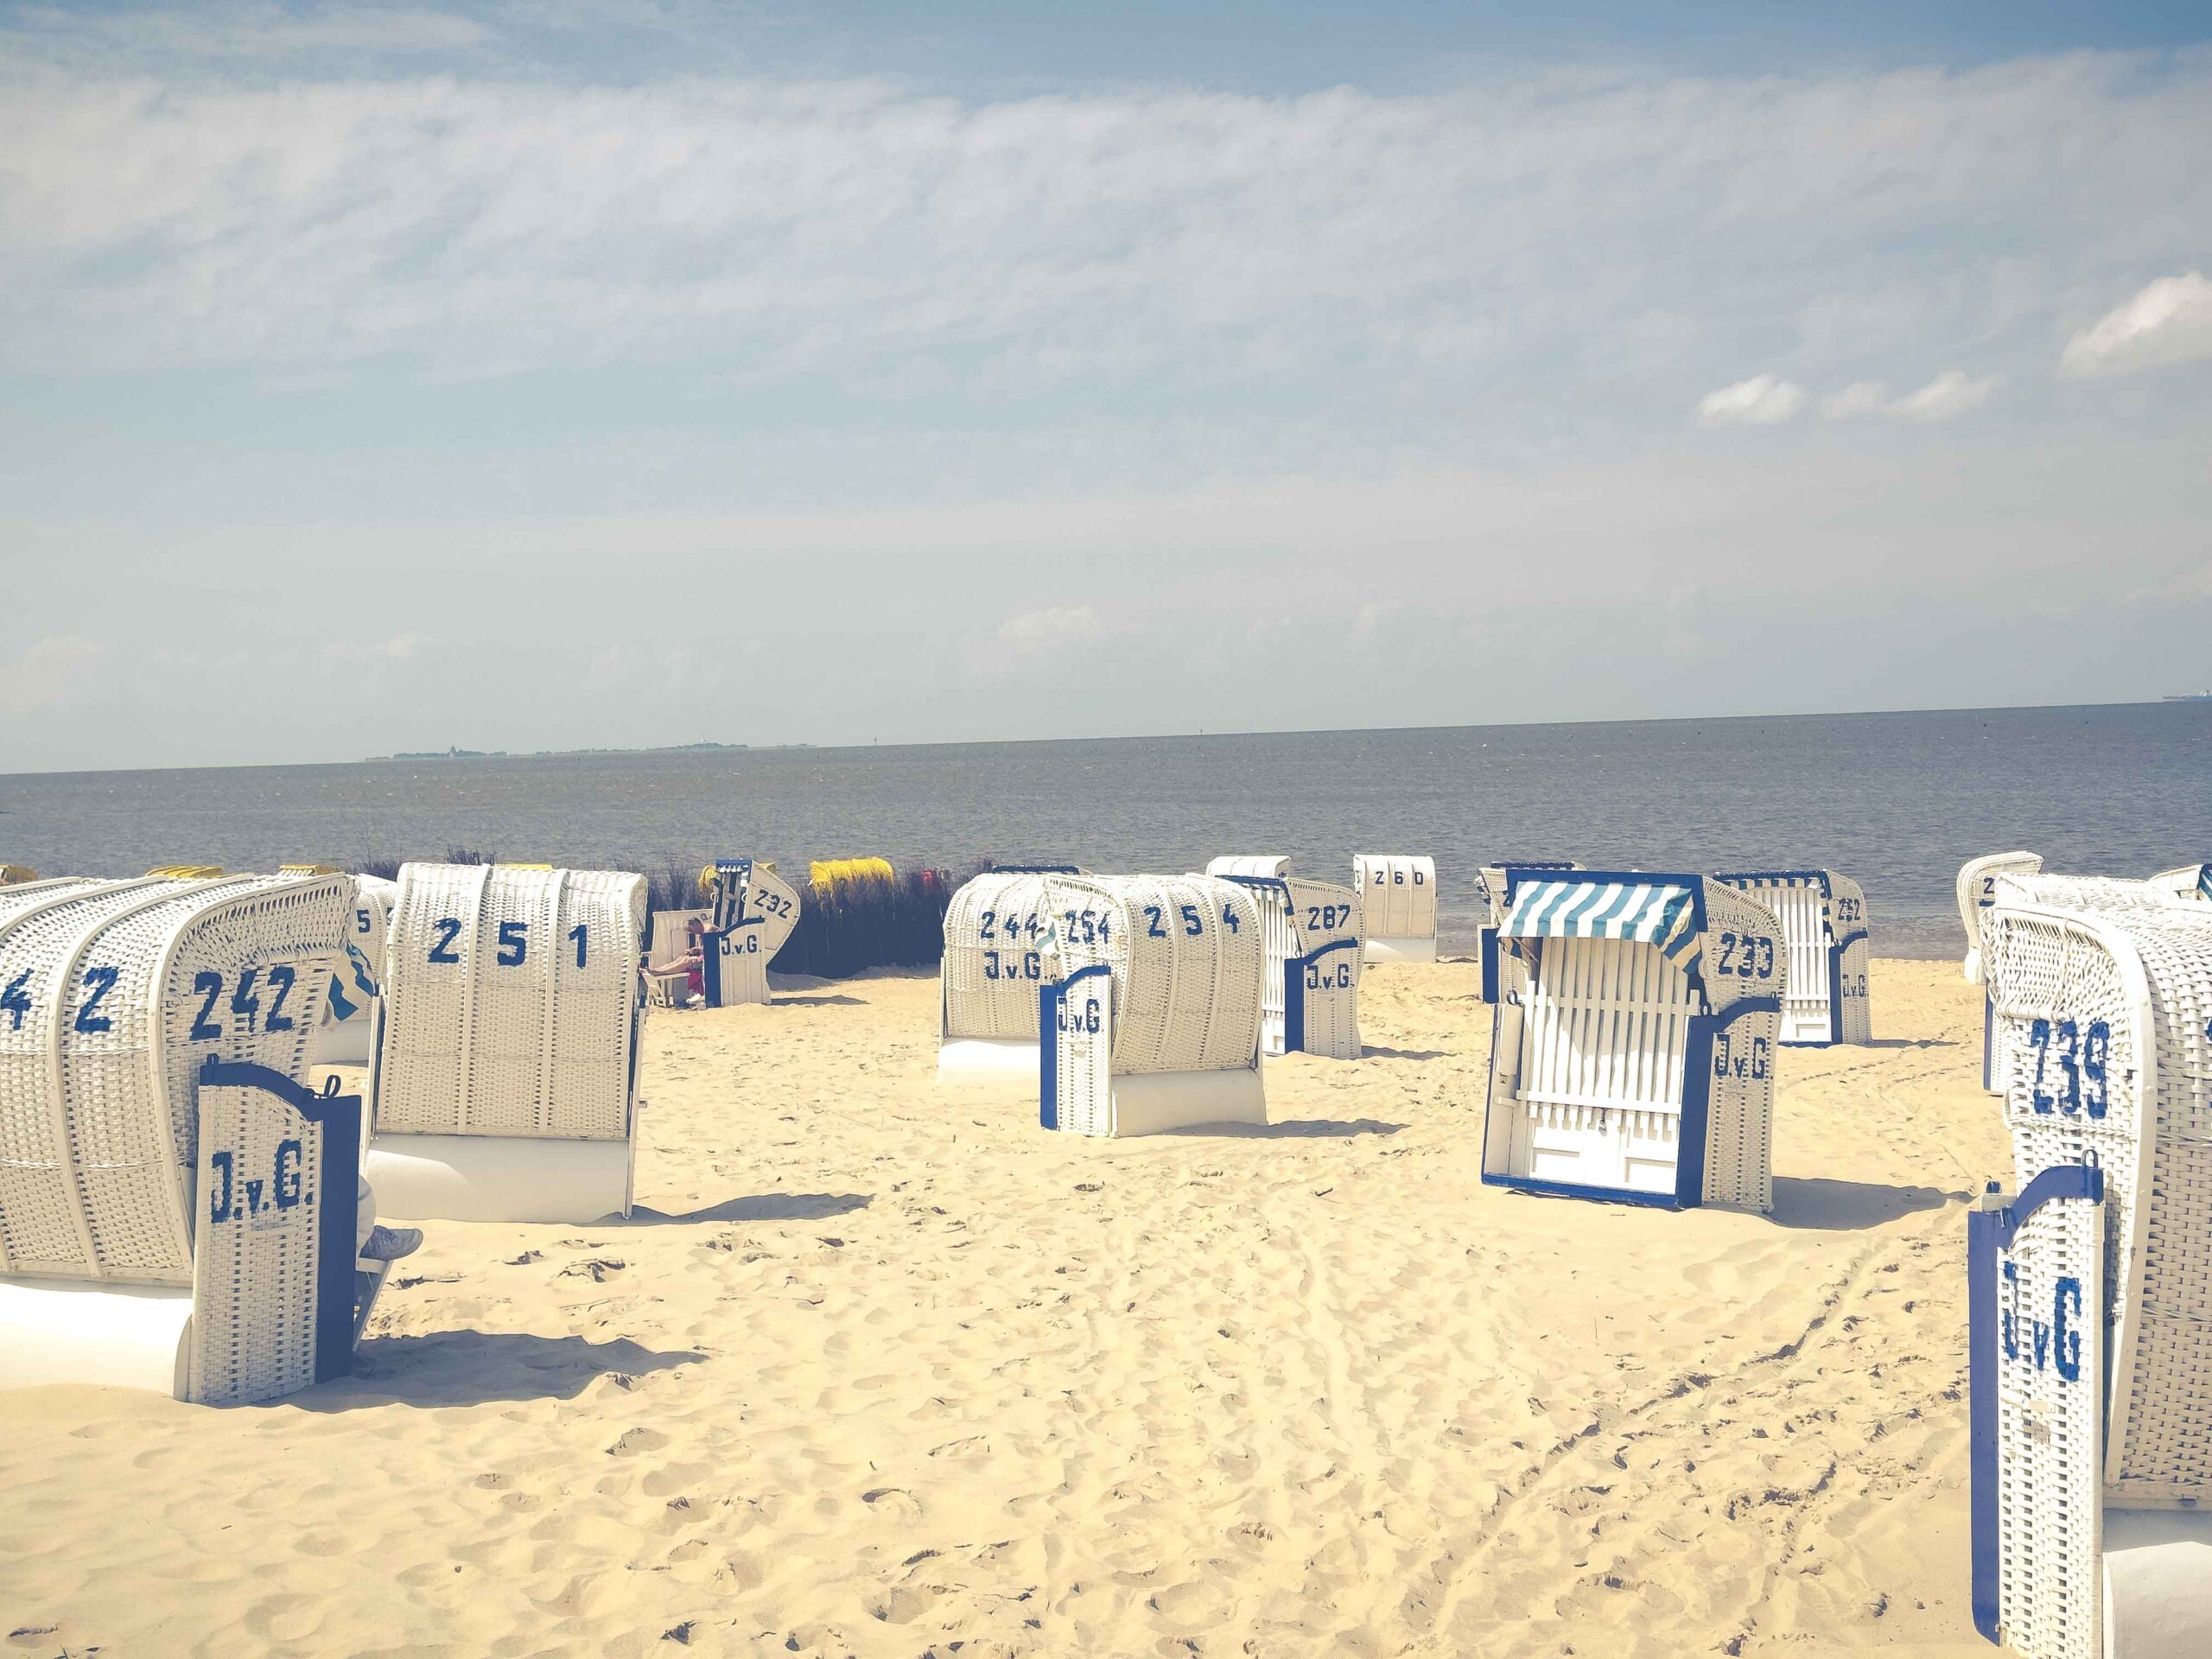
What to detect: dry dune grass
<box><xmin>0</xmin><ymin>959</ymin><xmax>2005</xmax><ymax>1657</ymax></box>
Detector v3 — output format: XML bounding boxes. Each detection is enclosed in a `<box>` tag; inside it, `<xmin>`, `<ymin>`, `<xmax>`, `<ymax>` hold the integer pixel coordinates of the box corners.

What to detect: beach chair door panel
<box><xmin>1043</xmin><ymin>968</ymin><xmax>1112</xmax><ymax>1136</ymax></box>
<box><xmin>1970</xmin><ymin>1169</ymin><xmax>2104</xmax><ymax>1659</ymax></box>
<box><xmin>1509</xmin><ymin>937</ymin><xmax>1694</xmax><ymax>1198</ymax></box>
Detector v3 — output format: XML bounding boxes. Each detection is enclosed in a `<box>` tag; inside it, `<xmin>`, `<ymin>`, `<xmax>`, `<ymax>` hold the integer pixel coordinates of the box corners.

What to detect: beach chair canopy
<box><xmin>942</xmin><ymin>868</ymin><xmax>1090</xmax><ymax>1043</ymax></box>
<box><xmin>1354</xmin><ymin>855</ymin><xmax>1436</xmax><ymax>949</ymax></box>
<box><xmin>1959</xmin><ymin>851</ymin><xmax>2043</xmax><ymax>982</ymax></box>
<box><xmin>1040</xmin><ymin>873</ymin><xmax>1264</xmax><ymax>1077</ymax></box>
<box><xmin>372</xmin><ymin>862</ymin><xmax>645</xmax><ymax>1142</ymax></box>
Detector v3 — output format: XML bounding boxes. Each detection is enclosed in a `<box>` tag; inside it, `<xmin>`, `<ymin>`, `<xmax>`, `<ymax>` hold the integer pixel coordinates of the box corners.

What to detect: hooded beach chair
<box><xmin>2146</xmin><ymin>863</ymin><xmax>2211</xmax><ymax>904</ymax></box>
<box><xmin>1035</xmin><ymin>873</ymin><xmax>1267</xmax><ymax>1135</ymax></box>
<box><xmin>696</xmin><ymin>859</ymin><xmax>803</xmax><ymax>1007</ymax></box>
<box><xmin>1969</xmin><ymin>888</ymin><xmax>2212</xmax><ymax>1657</ymax></box>
<box><xmin>365</xmin><ymin>862</ymin><xmax>646</xmax><ymax>1224</ymax></box>
<box><xmin>0</xmin><ymin>873</ymin><xmax>381</xmax><ymax>1404</ymax></box>
<box><xmin>1476</xmin><ymin>861</ymin><xmax>1585</xmax><ymax>1003</ymax></box>
<box><xmin>1712</xmin><ymin>870</ymin><xmax>1872</xmax><ymax>1046</ymax></box>
<box><xmin>938</xmin><ymin>866</ymin><xmax>1085</xmax><ymax>1084</ymax></box>
<box><xmin>1205</xmin><ymin>856</ymin><xmax>1364</xmax><ymax>1058</ymax></box>
<box><xmin>1354</xmin><ymin>855</ymin><xmax>1438</xmax><ymax>963</ymax></box>
<box><xmin>1481</xmin><ymin>870</ymin><xmax>1786</xmax><ymax>1211</ymax></box>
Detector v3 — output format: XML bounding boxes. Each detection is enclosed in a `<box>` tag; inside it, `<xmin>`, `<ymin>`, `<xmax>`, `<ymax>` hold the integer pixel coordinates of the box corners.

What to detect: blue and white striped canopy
<box><xmin>1503</xmin><ymin>879</ymin><xmax>1700</xmax><ymax>963</ymax></box>
<box><xmin>2200</xmin><ymin>864</ymin><xmax>2211</xmax><ymax>904</ymax></box>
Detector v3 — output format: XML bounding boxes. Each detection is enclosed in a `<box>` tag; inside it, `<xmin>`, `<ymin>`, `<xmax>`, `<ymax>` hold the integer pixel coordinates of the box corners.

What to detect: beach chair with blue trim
<box><xmin>309</xmin><ymin>872</ymin><xmax>394</xmax><ymax>1065</ymax></box>
<box><xmin>1355</xmin><ymin>855</ymin><xmax>1437</xmax><ymax>963</ymax></box>
<box><xmin>0</xmin><ymin>873</ymin><xmax>381</xmax><ymax>1404</ymax></box>
<box><xmin>1713</xmin><ymin>869</ymin><xmax>1872</xmax><ymax>1046</ymax></box>
<box><xmin>1205</xmin><ymin>856</ymin><xmax>1364</xmax><ymax>1058</ymax></box>
<box><xmin>365</xmin><ymin>862</ymin><xmax>646</xmax><ymax>1224</ymax></box>
<box><xmin>1476</xmin><ymin>861</ymin><xmax>1584</xmax><ymax>1003</ymax></box>
<box><xmin>1480</xmin><ymin>870</ymin><xmax>1785</xmax><ymax>1211</ymax></box>
<box><xmin>1969</xmin><ymin>887</ymin><xmax>2212</xmax><ymax>1657</ymax></box>
<box><xmin>1035</xmin><ymin>873</ymin><xmax>1267</xmax><ymax>1136</ymax></box>
<box><xmin>697</xmin><ymin>859</ymin><xmax>803</xmax><ymax>1007</ymax></box>
<box><xmin>938</xmin><ymin>865</ymin><xmax>1085</xmax><ymax>1084</ymax></box>
<box><xmin>2147</xmin><ymin>863</ymin><xmax>2212</xmax><ymax>905</ymax></box>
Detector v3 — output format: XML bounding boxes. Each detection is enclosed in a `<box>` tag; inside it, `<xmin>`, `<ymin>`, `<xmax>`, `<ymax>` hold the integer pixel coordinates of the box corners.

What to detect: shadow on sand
<box><xmin>310</xmin><ymin>1333</ymin><xmax>704</xmax><ymax>1409</ymax></box>
<box><xmin>1174</xmin><ymin>1117</ymin><xmax>1404</xmax><ymax>1141</ymax></box>
<box><xmin>627</xmin><ymin>1193</ymin><xmax>873</xmax><ymax>1225</ymax></box>
<box><xmin>1360</xmin><ymin>1046</ymin><xmax>1448</xmax><ymax>1061</ymax></box>
<box><xmin>1769</xmin><ymin>1176</ymin><xmax>1958</xmax><ymax>1231</ymax></box>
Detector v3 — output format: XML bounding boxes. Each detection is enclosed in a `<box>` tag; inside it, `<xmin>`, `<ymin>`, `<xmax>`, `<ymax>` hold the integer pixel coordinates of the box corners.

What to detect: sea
<box><xmin>3</xmin><ymin>702</ymin><xmax>2205</xmax><ymax>960</ymax></box>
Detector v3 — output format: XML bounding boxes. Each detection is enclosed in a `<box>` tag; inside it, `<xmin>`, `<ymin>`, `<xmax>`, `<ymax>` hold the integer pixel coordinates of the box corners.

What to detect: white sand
<box><xmin>0</xmin><ymin>959</ymin><xmax>2005</xmax><ymax>1656</ymax></box>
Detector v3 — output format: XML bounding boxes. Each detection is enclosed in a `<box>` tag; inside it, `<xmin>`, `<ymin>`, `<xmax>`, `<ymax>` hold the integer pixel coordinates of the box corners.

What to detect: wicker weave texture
<box><xmin>1984</xmin><ymin>898</ymin><xmax>2212</xmax><ymax>1506</ymax></box>
<box><xmin>188</xmin><ymin>1077</ymin><xmax>327</xmax><ymax>1405</ymax></box>
<box><xmin>1353</xmin><ymin>855</ymin><xmax>1435</xmax><ymax>942</ymax></box>
<box><xmin>375</xmin><ymin>863</ymin><xmax>645</xmax><ymax>1141</ymax></box>
<box><xmin>1040</xmin><ymin>874</ymin><xmax>1262</xmax><ymax>1077</ymax></box>
<box><xmin>1990</xmin><ymin>1180</ymin><xmax>2106</xmax><ymax>1659</ymax></box>
<box><xmin>942</xmin><ymin>872</ymin><xmax>1063</xmax><ymax>1042</ymax></box>
<box><xmin>1961</xmin><ymin>852</ymin><xmax>2043</xmax><ymax>982</ymax></box>
<box><xmin>0</xmin><ymin>875</ymin><xmax>348</xmax><ymax>1288</ymax></box>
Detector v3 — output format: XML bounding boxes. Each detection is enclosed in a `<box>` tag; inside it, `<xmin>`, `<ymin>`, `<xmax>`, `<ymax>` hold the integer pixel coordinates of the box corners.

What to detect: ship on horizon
<box><xmin>2164</xmin><ymin>690</ymin><xmax>2212</xmax><ymax>702</ymax></box>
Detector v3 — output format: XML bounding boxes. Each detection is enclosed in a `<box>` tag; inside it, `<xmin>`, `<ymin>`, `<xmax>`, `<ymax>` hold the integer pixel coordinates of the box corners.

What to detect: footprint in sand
<box><xmin>861</xmin><ymin>1485</ymin><xmax>923</xmax><ymax>1522</ymax></box>
<box><xmin>865</xmin><ymin>1583</ymin><xmax>945</xmax><ymax>1624</ymax></box>
<box><xmin>605</xmin><ymin>1426</ymin><xmax>670</xmax><ymax>1457</ymax></box>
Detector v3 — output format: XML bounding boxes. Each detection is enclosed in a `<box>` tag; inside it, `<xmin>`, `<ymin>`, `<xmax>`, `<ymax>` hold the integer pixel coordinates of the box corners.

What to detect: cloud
<box><xmin>2060</xmin><ymin>272</ymin><xmax>2212</xmax><ymax>378</ymax></box>
<box><xmin>1696</xmin><ymin>374</ymin><xmax>1805</xmax><ymax>427</ymax></box>
<box><xmin>964</xmin><ymin>605</ymin><xmax>1098</xmax><ymax>677</ymax></box>
<box><xmin>324</xmin><ymin>630</ymin><xmax>429</xmax><ymax>663</ymax></box>
<box><xmin>1886</xmin><ymin>369</ymin><xmax>1997</xmax><ymax>422</ymax></box>
<box><xmin>0</xmin><ymin>634</ymin><xmax>107</xmax><ymax>714</ymax></box>
<box><xmin>0</xmin><ymin>32</ymin><xmax>2206</xmax><ymax>411</ymax></box>
<box><xmin>1819</xmin><ymin>370</ymin><xmax>1994</xmax><ymax>422</ymax></box>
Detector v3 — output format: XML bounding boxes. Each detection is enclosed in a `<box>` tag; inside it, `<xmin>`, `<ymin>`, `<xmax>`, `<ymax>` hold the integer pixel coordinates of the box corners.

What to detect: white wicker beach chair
<box><xmin>938</xmin><ymin>866</ymin><xmax>1086</xmax><ymax>1084</ymax></box>
<box><xmin>0</xmin><ymin>874</ymin><xmax>376</xmax><ymax>1403</ymax></box>
<box><xmin>1205</xmin><ymin>858</ymin><xmax>1364</xmax><ymax>1058</ymax></box>
<box><xmin>1036</xmin><ymin>873</ymin><xmax>1267</xmax><ymax>1136</ymax></box>
<box><xmin>698</xmin><ymin>859</ymin><xmax>802</xmax><ymax>1008</ymax></box>
<box><xmin>1476</xmin><ymin>861</ymin><xmax>1585</xmax><ymax>1003</ymax></box>
<box><xmin>1963</xmin><ymin>852</ymin><xmax>2044</xmax><ymax>983</ymax></box>
<box><xmin>1971</xmin><ymin>890</ymin><xmax>2212</xmax><ymax>1657</ymax></box>
<box><xmin>1354</xmin><ymin>855</ymin><xmax>1437</xmax><ymax>963</ymax></box>
<box><xmin>365</xmin><ymin>862</ymin><xmax>646</xmax><ymax>1224</ymax></box>
<box><xmin>1712</xmin><ymin>870</ymin><xmax>1872</xmax><ymax>1046</ymax></box>
<box><xmin>1480</xmin><ymin>870</ymin><xmax>1785</xmax><ymax>1211</ymax></box>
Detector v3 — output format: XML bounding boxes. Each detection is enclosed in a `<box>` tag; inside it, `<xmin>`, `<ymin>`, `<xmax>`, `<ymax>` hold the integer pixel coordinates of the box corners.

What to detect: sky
<box><xmin>2</xmin><ymin>2</ymin><xmax>2209</xmax><ymax>772</ymax></box>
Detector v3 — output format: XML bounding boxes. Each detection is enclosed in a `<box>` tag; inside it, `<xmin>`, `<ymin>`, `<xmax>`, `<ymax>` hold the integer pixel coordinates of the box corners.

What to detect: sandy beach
<box><xmin>3</xmin><ymin>957</ymin><xmax>2005</xmax><ymax>1657</ymax></box>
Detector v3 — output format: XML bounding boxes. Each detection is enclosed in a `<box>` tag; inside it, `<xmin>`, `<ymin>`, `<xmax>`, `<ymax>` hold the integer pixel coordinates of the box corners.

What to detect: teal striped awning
<box><xmin>1503</xmin><ymin>879</ymin><xmax>1700</xmax><ymax>963</ymax></box>
<box><xmin>2199</xmin><ymin>864</ymin><xmax>2211</xmax><ymax>904</ymax></box>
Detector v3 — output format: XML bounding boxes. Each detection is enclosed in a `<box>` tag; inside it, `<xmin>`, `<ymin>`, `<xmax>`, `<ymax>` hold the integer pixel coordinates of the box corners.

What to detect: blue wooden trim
<box><xmin>1478</xmin><ymin>928</ymin><xmax>1499</xmax><ymax>1003</ymax></box>
<box><xmin>1713</xmin><ymin>869</ymin><xmax>1833</xmax><ymax>894</ymax></box>
<box><xmin>1677</xmin><ymin>1015</ymin><xmax>1713</xmax><ymax>1209</ymax></box>
<box><xmin>197</xmin><ymin>1058</ymin><xmax>361</xmax><ymax>1384</ymax></box>
<box><xmin>1217</xmin><ymin>873</ymin><xmax>1290</xmax><ymax>899</ymax></box>
<box><xmin>1036</xmin><ymin>964</ymin><xmax>1111</xmax><ymax>1130</ymax></box>
<box><xmin>1280</xmin><ymin>938</ymin><xmax>1360</xmax><ymax>1052</ymax></box>
<box><xmin>1968</xmin><ymin>1197</ymin><xmax>2000</xmax><ymax>1640</ymax></box>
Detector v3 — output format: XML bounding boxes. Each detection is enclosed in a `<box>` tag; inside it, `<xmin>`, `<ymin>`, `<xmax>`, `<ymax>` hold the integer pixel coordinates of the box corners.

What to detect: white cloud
<box><xmin>1821</xmin><ymin>380</ymin><xmax>1890</xmax><ymax>418</ymax></box>
<box><xmin>1887</xmin><ymin>369</ymin><xmax>1997</xmax><ymax>423</ymax></box>
<box><xmin>1818</xmin><ymin>370</ymin><xmax>1993</xmax><ymax>422</ymax></box>
<box><xmin>1696</xmin><ymin>374</ymin><xmax>1806</xmax><ymax>427</ymax></box>
<box><xmin>2060</xmin><ymin>272</ymin><xmax>2212</xmax><ymax>378</ymax></box>
<box><xmin>324</xmin><ymin>630</ymin><xmax>429</xmax><ymax>663</ymax></box>
<box><xmin>0</xmin><ymin>634</ymin><xmax>107</xmax><ymax>714</ymax></box>
<box><xmin>964</xmin><ymin>604</ymin><xmax>1099</xmax><ymax>677</ymax></box>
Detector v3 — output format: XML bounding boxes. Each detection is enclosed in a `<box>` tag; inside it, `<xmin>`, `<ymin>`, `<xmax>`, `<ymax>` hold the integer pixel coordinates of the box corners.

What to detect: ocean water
<box><xmin>3</xmin><ymin>702</ymin><xmax>2205</xmax><ymax>959</ymax></box>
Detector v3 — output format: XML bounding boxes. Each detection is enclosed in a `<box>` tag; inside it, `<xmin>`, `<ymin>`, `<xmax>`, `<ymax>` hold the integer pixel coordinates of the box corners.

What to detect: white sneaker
<box><xmin>360</xmin><ymin>1224</ymin><xmax>423</xmax><ymax>1262</ymax></box>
